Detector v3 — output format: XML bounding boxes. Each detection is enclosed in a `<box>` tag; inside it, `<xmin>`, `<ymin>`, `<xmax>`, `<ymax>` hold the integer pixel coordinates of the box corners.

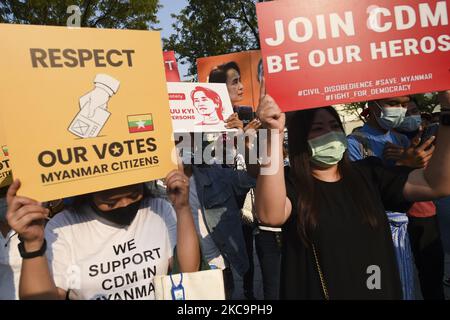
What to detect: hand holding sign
<box><xmin>225</xmin><ymin>113</ymin><xmax>244</xmax><ymax>131</ymax></box>
<box><xmin>256</xmin><ymin>78</ymin><xmax>285</xmax><ymax>133</ymax></box>
<box><xmin>6</xmin><ymin>179</ymin><xmax>49</xmax><ymax>251</ymax></box>
<box><xmin>165</xmin><ymin>170</ymin><xmax>190</xmax><ymax>212</ymax></box>
<box><xmin>244</xmin><ymin>118</ymin><xmax>262</xmax><ymax>133</ymax></box>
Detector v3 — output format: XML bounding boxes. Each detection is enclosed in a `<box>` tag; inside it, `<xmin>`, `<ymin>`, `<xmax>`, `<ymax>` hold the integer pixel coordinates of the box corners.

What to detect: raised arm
<box><xmin>403</xmin><ymin>91</ymin><xmax>450</xmax><ymax>201</ymax></box>
<box><xmin>254</xmin><ymin>80</ymin><xmax>291</xmax><ymax>226</ymax></box>
<box><xmin>165</xmin><ymin>169</ymin><xmax>200</xmax><ymax>273</ymax></box>
<box><xmin>6</xmin><ymin>180</ymin><xmax>65</xmax><ymax>300</ymax></box>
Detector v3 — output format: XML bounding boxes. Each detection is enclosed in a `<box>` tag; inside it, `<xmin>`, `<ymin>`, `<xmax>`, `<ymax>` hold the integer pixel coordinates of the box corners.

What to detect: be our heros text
<box><xmin>262</xmin><ymin>1</ymin><xmax>449</xmax><ymax>73</ymax></box>
<box><xmin>37</xmin><ymin>138</ymin><xmax>159</xmax><ymax>184</ymax></box>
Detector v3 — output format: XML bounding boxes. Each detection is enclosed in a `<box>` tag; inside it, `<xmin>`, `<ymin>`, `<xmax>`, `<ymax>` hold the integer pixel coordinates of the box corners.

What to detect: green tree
<box><xmin>0</xmin><ymin>0</ymin><xmax>160</xmax><ymax>30</ymax></box>
<box><xmin>164</xmin><ymin>0</ymin><xmax>268</xmax><ymax>78</ymax></box>
<box><xmin>412</xmin><ymin>92</ymin><xmax>440</xmax><ymax>114</ymax></box>
<box><xmin>342</xmin><ymin>102</ymin><xmax>367</xmax><ymax>123</ymax></box>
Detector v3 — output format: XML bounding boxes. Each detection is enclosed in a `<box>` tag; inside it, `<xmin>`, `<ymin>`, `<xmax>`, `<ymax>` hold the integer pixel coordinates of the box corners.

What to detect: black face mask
<box><xmin>90</xmin><ymin>200</ymin><xmax>142</xmax><ymax>226</ymax></box>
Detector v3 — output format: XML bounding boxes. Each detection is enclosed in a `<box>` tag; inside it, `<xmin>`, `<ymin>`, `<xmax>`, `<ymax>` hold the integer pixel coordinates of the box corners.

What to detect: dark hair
<box><xmin>190</xmin><ymin>86</ymin><xmax>224</xmax><ymax>121</ymax></box>
<box><xmin>208</xmin><ymin>61</ymin><xmax>241</xmax><ymax>84</ymax></box>
<box><xmin>68</xmin><ymin>183</ymin><xmax>152</xmax><ymax>211</ymax></box>
<box><xmin>287</xmin><ymin>107</ymin><xmax>379</xmax><ymax>245</ymax></box>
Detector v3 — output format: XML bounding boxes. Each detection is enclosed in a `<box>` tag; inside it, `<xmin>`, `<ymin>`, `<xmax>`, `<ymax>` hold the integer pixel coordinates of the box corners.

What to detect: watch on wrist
<box><xmin>18</xmin><ymin>239</ymin><xmax>47</xmax><ymax>259</ymax></box>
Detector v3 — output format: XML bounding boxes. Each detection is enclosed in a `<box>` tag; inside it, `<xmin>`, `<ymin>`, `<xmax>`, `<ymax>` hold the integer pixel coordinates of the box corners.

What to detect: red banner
<box><xmin>257</xmin><ymin>0</ymin><xmax>450</xmax><ymax>112</ymax></box>
<box><xmin>163</xmin><ymin>51</ymin><xmax>181</xmax><ymax>82</ymax></box>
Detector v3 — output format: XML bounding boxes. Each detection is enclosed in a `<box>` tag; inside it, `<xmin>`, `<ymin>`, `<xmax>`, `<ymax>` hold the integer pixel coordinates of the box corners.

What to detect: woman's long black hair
<box><xmin>287</xmin><ymin>107</ymin><xmax>380</xmax><ymax>245</ymax></box>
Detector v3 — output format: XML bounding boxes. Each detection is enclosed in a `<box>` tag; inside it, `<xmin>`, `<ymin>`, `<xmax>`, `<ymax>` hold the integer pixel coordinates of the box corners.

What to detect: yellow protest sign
<box><xmin>0</xmin><ymin>125</ymin><xmax>12</xmax><ymax>188</ymax></box>
<box><xmin>0</xmin><ymin>24</ymin><xmax>176</xmax><ymax>201</ymax></box>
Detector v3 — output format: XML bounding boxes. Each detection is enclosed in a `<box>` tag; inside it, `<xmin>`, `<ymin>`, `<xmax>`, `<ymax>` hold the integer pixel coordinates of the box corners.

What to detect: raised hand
<box><xmin>397</xmin><ymin>135</ymin><xmax>436</xmax><ymax>168</ymax></box>
<box><xmin>225</xmin><ymin>112</ymin><xmax>244</xmax><ymax>131</ymax></box>
<box><xmin>165</xmin><ymin>170</ymin><xmax>190</xmax><ymax>212</ymax></box>
<box><xmin>256</xmin><ymin>77</ymin><xmax>285</xmax><ymax>133</ymax></box>
<box><xmin>6</xmin><ymin>180</ymin><xmax>49</xmax><ymax>251</ymax></box>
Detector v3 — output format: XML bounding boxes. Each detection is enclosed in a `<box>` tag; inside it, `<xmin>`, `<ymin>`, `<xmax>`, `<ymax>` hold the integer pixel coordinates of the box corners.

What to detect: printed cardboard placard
<box><xmin>197</xmin><ymin>50</ymin><xmax>262</xmax><ymax>111</ymax></box>
<box><xmin>168</xmin><ymin>82</ymin><xmax>236</xmax><ymax>133</ymax></box>
<box><xmin>163</xmin><ymin>51</ymin><xmax>181</xmax><ymax>82</ymax></box>
<box><xmin>257</xmin><ymin>0</ymin><xmax>450</xmax><ymax>112</ymax></box>
<box><xmin>0</xmin><ymin>24</ymin><xmax>176</xmax><ymax>201</ymax></box>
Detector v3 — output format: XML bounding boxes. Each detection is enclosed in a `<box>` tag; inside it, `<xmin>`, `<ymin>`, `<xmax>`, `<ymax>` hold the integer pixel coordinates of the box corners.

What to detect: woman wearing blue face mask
<box><xmin>254</xmin><ymin>86</ymin><xmax>450</xmax><ymax>299</ymax></box>
<box><xmin>396</xmin><ymin>99</ymin><xmax>423</xmax><ymax>138</ymax></box>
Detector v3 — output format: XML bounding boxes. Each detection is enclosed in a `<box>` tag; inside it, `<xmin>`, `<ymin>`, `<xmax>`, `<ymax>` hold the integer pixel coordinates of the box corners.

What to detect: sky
<box><xmin>156</xmin><ymin>0</ymin><xmax>189</xmax><ymax>80</ymax></box>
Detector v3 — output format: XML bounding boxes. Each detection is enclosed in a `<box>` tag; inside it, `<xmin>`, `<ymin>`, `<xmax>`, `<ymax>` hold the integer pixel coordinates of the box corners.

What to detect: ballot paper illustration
<box><xmin>68</xmin><ymin>74</ymin><xmax>120</xmax><ymax>138</ymax></box>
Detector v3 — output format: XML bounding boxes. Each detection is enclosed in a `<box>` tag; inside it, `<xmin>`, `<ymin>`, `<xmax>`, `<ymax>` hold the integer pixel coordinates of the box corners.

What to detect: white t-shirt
<box><xmin>189</xmin><ymin>176</ymin><xmax>226</xmax><ymax>269</ymax></box>
<box><xmin>45</xmin><ymin>197</ymin><xmax>177</xmax><ymax>300</ymax></box>
<box><xmin>0</xmin><ymin>228</ymin><xmax>21</xmax><ymax>300</ymax></box>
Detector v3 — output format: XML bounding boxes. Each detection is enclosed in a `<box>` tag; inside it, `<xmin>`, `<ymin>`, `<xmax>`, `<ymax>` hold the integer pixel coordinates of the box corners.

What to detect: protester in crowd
<box><xmin>346</xmin><ymin>96</ymin><xmax>433</xmax><ymax>299</ymax></box>
<box><xmin>209</xmin><ymin>63</ymin><xmax>257</xmax><ymax>298</ymax></box>
<box><xmin>235</xmin><ymin>117</ymin><xmax>283</xmax><ymax>300</ymax></box>
<box><xmin>396</xmin><ymin>99</ymin><xmax>423</xmax><ymax>138</ymax></box>
<box><xmin>209</xmin><ymin>62</ymin><xmax>244</xmax><ymax>106</ymax></box>
<box><xmin>6</xmin><ymin>170</ymin><xmax>200</xmax><ymax>300</ymax></box>
<box><xmin>0</xmin><ymin>187</ymin><xmax>21</xmax><ymax>300</ymax></box>
<box><xmin>176</xmin><ymin>112</ymin><xmax>256</xmax><ymax>299</ymax></box>
<box><xmin>255</xmin><ymin>86</ymin><xmax>450</xmax><ymax>299</ymax></box>
<box><xmin>1</xmin><ymin>186</ymin><xmax>66</xmax><ymax>300</ymax></box>
<box><xmin>209</xmin><ymin>61</ymin><xmax>254</xmax><ymax>125</ymax></box>
<box><xmin>210</xmin><ymin>63</ymin><xmax>282</xmax><ymax>299</ymax></box>
<box><xmin>384</xmin><ymin>98</ymin><xmax>445</xmax><ymax>299</ymax></box>
<box><xmin>209</xmin><ymin>61</ymin><xmax>261</xmax><ymax>299</ymax></box>
<box><xmin>234</xmin><ymin>119</ymin><xmax>261</xmax><ymax>300</ymax></box>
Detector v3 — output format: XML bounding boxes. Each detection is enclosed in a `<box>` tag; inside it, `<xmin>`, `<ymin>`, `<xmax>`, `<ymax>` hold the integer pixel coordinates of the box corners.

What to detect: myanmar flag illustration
<box><xmin>1</xmin><ymin>146</ymin><xmax>8</xmax><ymax>157</ymax></box>
<box><xmin>127</xmin><ymin>114</ymin><xmax>154</xmax><ymax>133</ymax></box>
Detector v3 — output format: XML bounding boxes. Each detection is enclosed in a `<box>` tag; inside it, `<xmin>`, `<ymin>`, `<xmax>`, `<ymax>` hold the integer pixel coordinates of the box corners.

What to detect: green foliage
<box><xmin>412</xmin><ymin>92</ymin><xmax>440</xmax><ymax>114</ymax></box>
<box><xmin>163</xmin><ymin>0</ymin><xmax>267</xmax><ymax>78</ymax></box>
<box><xmin>342</xmin><ymin>102</ymin><xmax>367</xmax><ymax>123</ymax></box>
<box><xmin>0</xmin><ymin>0</ymin><xmax>160</xmax><ymax>29</ymax></box>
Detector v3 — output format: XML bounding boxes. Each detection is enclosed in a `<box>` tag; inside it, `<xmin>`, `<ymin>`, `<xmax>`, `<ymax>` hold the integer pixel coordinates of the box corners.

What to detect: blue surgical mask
<box><xmin>375</xmin><ymin>102</ymin><xmax>407</xmax><ymax>130</ymax></box>
<box><xmin>398</xmin><ymin>115</ymin><xmax>422</xmax><ymax>132</ymax></box>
